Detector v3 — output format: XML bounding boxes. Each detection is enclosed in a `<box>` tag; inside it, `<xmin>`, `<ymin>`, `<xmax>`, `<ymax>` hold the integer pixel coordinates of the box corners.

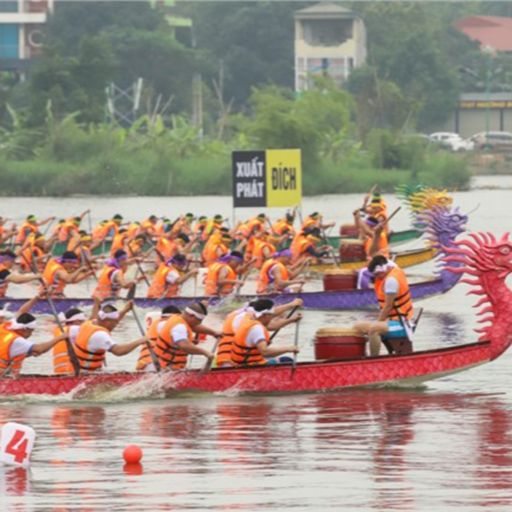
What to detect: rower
<box><xmin>272</xmin><ymin>212</ymin><xmax>296</xmax><ymax>239</ymax></box>
<box><xmin>0</xmin><ymin>217</ymin><xmax>17</xmax><ymax>245</ymax></box>
<box><xmin>136</xmin><ymin>305</ymin><xmax>181</xmax><ymax>371</ymax></box>
<box><xmin>147</xmin><ymin>254</ymin><xmax>198</xmax><ymax>298</ymax></box>
<box><xmin>41</xmin><ymin>251</ymin><xmax>93</xmax><ymax>298</ymax></box>
<box><xmin>0</xmin><ymin>250</ymin><xmax>41</xmax><ymax>298</ymax></box>
<box><xmin>19</xmin><ymin>232</ymin><xmax>50</xmax><ymax>272</ymax></box>
<box><xmin>110</xmin><ymin>228</ymin><xmax>129</xmax><ymax>256</ymax></box>
<box><xmin>216</xmin><ymin>298</ymin><xmax>303</xmax><ymax>368</ymax></box>
<box><xmin>301</xmin><ymin>212</ymin><xmax>334</xmax><ymax>232</ymax></box>
<box><xmin>353</xmin><ymin>255</ymin><xmax>414</xmax><ymax>356</ymax></box>
<box><xmin>15</xmin><ymin>214</ymin><xmax>54</xmax><ymax>246</ymax></box>
<box><xmin>251</xmin><ymin>231</ymin><xmax>276</xmax><ymax>269</ymax></box>
<box><xmin>204</xmin><ymin>251</ymin><xmax>245</xmax><ymax>296</ymax></box>
<box><xmin>256</xmin><ymin>249</ymin><xmax>306</xmax><ymax>294</ymax></box>
<box><xmin>0</xmin><ymin>313</ymin><xmax>68</xmax><ymax>377</ymax></box>
<box><xmin>57</xmin><ymin>211</ymin><xmax>89</xmax><ymax>243</ymax></box>
<box><xmin>52</xmin><ymin>308</ymin><xmax>87</xmax><ymax>375</ymax></box>
<box><xmin>202</xmin><ymin>229</ymin><xmax>231</xmax><ymax>266</ymax></box>
<box><xmin>154</xmin><ymin>302</ymin><xmax>220</xmax><ymax>370</ymax></box>
<box><xmin>353</xmin><ymin>212</ymin><xmax>390</xmax><ymax>259</ymax></box>
<box><xmin>230</xmin><ymin>299</ymin><xmax>301</xmax><ymax>367</ymax></box>
<box><xmin>92</xmin><ymin>249</ymin><xmax>140</xmax><ymax>300</ymax></box>
<box><xmin>73</xmin><ymin>303</ymin><xmax>147</xmax><ymax>372</ymax></box>
<box><xmin>290</xmin><ymin>227</ymin><xmax>330</xmax><ymax>264</ymax></box>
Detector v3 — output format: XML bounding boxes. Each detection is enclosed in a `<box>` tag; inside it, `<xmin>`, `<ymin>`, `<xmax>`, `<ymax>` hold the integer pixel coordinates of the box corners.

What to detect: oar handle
<box><xmin>19</xmin><ymin>252</ymin><xmax>81</xmax><ymax>377</ymax></box>
<box><xmin>202</xmin><ymin>337</ymin><xmax>220</xmax><ymax>373</ymax></box>
<box><xmin>131</xmin><ymin>303</ymin><xmax>161</xmax><ymax>372</ymax></box>
<box><xmin>379</xmin><ymin>206</ymin><xmax>401</xmax><ymax>228</ymax></box>
<box><xmin>269</xmin><ymin>305</ymin><xmax>299</xmax><ymax>342</ymax></box>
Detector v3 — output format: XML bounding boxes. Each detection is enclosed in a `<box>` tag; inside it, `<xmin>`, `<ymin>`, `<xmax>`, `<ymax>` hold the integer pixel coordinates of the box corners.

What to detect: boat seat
<box><xmin>382</xmin><ymin>337</ymin><xmax>412</xmax><ymax>355</ymax></box>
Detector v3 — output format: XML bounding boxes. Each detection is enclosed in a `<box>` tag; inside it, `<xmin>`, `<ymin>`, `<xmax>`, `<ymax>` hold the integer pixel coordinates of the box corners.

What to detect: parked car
<box><xmin>470</xmin><ymin>131</ymin><xmax>512</xmax><ymax>151</ymax></box>
<box><xmin>429</xmin><ymin>132</ymin><xmax>474</xmax><ymax>152</ymax></box>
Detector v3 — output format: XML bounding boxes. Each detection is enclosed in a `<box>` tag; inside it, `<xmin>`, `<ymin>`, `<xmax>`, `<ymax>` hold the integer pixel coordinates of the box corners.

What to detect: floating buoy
<box><xmin>123</xmin><ymin>444</ymin><xmax>143</xmax><ymax>464</ymax></box>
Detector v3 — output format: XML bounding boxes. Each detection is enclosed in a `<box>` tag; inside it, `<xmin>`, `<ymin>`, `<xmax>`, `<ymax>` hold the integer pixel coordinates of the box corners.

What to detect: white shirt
<box><xmin>88</xmin><ymin>330</ymin><xmax>117</xmax><ymax>352</ymax></box>
<box><xmin>68</xmin><ymin>325</ymin><xmax>80</xmax><ymax>344</ymax></box>
<box><xmin>384</xmin><ymin>275</ymin><xmax>399</xmax><ymax>294</ymax></box>
<box><xmin>9</xmin><ymin>337</ymin><xmax>34</xmax><ymax>358</ymax></box>
<box><xmin>246</xmin><ymin>324</ymin><xmax>266</xmax><ymax>347</ymax></box>
<box><xmin>157</xmin><ymin>320</ymin><xmax>189</xmax><ymax>344</ymax></box>
<box><xmin>166</xmin><ymin>270</ymin><xmax>180</xmax><ymax>284</ymax></box>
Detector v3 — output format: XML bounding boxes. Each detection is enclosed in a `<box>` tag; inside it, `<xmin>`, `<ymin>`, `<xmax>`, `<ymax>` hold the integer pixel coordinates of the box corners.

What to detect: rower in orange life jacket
<box><xmin>99</xmin><ymin>214</ymin><xmax>124</xmax><ymax>241</ymax></box>
<box><xmin>256</xmin><ymin>249</ymin><xmax>307</xmax><ymax>294</ymax></box>
<box><xmin>154</xmin><ymin>302</ymin><xmax>219</xmax><ymax>371</ymax></box>
<box><xmin>230</xmin><ymin>299</ymin><xmax>301</xmax><ymax>367</ymax></box>
<box><xmin>0</xmin><ymin>217</ymin><xmax>17</xmax><ymax>245</ymax></box>
<box><xmin>0</xmin><ymin>313</ymin><xmax>68</xmax><ymax>377</ymax></box>
<box><xmin>202</xmin><ymin>231</ymin><xmax>231</xmax><ymax>266</ymax></box>
<box><xmin>251</xmin><ymin>231</ymin><xmax>276</xmax><ymax>269</ymax></box>
<box><xmin>301</xmin><ymin>212</ymin><xmax>335</xmax><ymax>232</ymax></box>
<box><xmin>92</xmin><ymin>249</ymin><xmax>138</xmax><ymax>300</ymax></box>
<box><xmin>135</xmin><ymin>305</ymin><xmax>181</xmax><ymax>371</ymax></box>
<box><xmin>272</xmin><ymin>213</ymin><xmax>296</xmax><ymax>238</ymax></box>
<box><xmin>41</xmin><ymin>251</ymin><xmax>92</xmax><ymax>298</ymax></box>
<box><xmin>0</xmin><ymin>250</ymin><xmax>40</xmax><ymax>298</ymax></box>
<box><xmin>58</xmin><ymin>217</ymin><xmax>80</xmax><ymax>243</ymax></box>
<box><xmin>353</xmin><ymin>255</ymin><xmax>414</xmax><ymax>357</ymax></box>
<box><xmin>74</xmin><ymin>304</ymin><xmax>147</xmax><ymax>372</ymax></box>
<box><xmin>52</xmin><ymin>308</ymin><xmax>87</xmax><ymax>375</ymax></box>
<box><xmin>193</xmin><ymin>216</ymin><xmax>208</xmax><ymax>240</ymax></box>
<box><xmin>19</xmin><ymin>232</ymin><xmax>49</xmax><ymax>273</ymax></box>
<box><xmin>353</xmin><ymin>211</ymin><xmax>390</xmax><ymax>259</ymax></box>
<box><xmin>141</xmin><ymin>215</ymin><xmax>159</xmax><ymax>238</ymax></box>
<box><xmin>147</xmin><ymin>254</ymin><xmax>198</xmax><ymax>298</ymax></box>
<box><xmin>290</xmin><ymin>228</ymin><xmax>329</xmax><ymax>264</ymax></box>
<box><xmin>204</xmin><ymin>251</ymin><xmax>244</xmax><ymax>296</ymax></box>
<box><xmin>110</xmin><ymin>228</ymin><xmax>129</xmax><ymax>256</ymax></box>
<box><xmin>16</xmin><ymin>215</ymin><xmax>55</xmax><ymax>246</ymax></box>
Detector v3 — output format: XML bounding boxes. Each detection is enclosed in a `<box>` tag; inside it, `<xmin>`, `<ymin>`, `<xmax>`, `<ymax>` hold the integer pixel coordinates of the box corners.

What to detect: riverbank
<box><xmin>0</xmin><ymin>151</ymin><xmax>470</xmax><ymax>196</ymax></box>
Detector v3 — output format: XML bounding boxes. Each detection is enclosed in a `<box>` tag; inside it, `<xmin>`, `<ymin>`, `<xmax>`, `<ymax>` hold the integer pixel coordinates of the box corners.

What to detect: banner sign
<box><xmin>232</xmin><ymin>149</ymin><xmax>302</xmax><ymax>207</ymax></box>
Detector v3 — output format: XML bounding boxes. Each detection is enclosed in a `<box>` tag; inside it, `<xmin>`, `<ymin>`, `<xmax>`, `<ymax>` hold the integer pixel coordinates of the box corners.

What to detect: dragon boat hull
<box><xmin>310</xmin><ymin>246</ymin><xmax>436</xmax><ymax>273</ymax></box>
<box><xmin>0</xmin><ymin>341</ymin><xmax>492</xmax><ymax>397</ymax></box>
<box><xmin>0</xmin><ymin>269</ymin><xmax>460</xmax><ymax>313</ymax></box>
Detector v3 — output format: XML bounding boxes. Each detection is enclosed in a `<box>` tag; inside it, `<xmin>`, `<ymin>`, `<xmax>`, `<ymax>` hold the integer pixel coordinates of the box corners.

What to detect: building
<box><xmin>0</xmin><ymin>0</ymin><xmax>53</xmax><ymax>75</ymax></box>
<box><xmin>454</xmin><ymin>16</ymin><xmax>512</xmax><ymax>52</ymax></box>
<box><xmin>294</xmin><ymin>3</ymin><xmax>366</xmax><ymax>92</ymax></box>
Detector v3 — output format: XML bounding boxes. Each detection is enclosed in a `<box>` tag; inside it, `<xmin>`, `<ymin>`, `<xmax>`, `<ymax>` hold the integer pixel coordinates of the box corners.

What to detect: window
<box><xmin>0</xmin><ymin>25</ymin><xmax>19</xmax><ymax>58</ymax></box>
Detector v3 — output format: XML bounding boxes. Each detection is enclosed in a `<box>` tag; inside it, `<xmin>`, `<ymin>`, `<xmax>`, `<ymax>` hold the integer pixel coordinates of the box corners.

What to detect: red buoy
<box><xmin>123</xmin><ymin>445</ymin><xmax>143</xmax><ymax>464</ymax></box>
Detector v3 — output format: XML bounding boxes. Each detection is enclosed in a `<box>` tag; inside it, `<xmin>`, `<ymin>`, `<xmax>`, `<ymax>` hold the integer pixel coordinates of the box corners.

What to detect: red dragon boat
<box><xmin>0</xmin><ymin>231</ymin><xmax>510</xmax><ymax>398</ymax></box>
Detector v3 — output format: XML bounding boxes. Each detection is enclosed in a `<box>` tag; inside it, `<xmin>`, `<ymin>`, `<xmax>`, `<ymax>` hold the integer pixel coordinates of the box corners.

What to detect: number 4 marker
<box><xmin>0</xmin><ymin>423</ymin><xmax>36</xmax><ymax>468</ymax></box>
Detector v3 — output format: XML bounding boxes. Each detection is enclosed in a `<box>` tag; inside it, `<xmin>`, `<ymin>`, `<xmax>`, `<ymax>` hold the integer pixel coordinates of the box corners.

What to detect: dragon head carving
<box><xmin>444</xmin><ymin>233</ymin><xmax>512</xmax><ymax>351</ymax></box>
<box><xmin>419</xmin><ymin>206</ymin><xmax>468</xmax><ymax>253</ymax></box>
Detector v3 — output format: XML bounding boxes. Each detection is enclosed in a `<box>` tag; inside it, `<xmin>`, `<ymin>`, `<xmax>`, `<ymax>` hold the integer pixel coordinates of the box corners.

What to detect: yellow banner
<box><xmin>265</xmin><ymin>149</ymin><xmax>302</xmax><ymax>207</ymax></box>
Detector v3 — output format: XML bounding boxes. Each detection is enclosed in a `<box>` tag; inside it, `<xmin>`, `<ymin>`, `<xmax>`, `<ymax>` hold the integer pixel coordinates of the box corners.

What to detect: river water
<box><xmin>1</xmin><ymin>175</ymin><xmax>511</xmax><ymax>511</ymax></box>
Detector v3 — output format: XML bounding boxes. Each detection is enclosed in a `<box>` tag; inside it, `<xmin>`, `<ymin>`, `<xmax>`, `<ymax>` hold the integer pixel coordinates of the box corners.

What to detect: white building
<box><xmin>294</xmin><ymin>3</ymin><xmax>366</xmax><ymax>92</ymax></box>
<box><xmin>0</xmin><ymin>0</ymin><xmax>53</xmax><ymax>74</ymax></box>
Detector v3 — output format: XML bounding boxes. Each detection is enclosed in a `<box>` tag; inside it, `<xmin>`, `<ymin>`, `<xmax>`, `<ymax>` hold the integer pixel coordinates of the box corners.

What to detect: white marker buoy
<box><xmin>0</xmin><ymin>422</ymin><xmax>36</xmax><ymax>468</ymax></box>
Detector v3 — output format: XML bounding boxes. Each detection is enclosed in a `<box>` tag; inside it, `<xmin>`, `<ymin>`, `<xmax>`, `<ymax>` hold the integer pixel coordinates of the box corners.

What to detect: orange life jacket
<box><xmin>215</xmin><ymin>310</ymin><xmax>246</xmax><ymax>367</ymax></box>
<box><xmin>374</xmin><ymin>267</ymin><xmax>414</xmax><ymax>321</ymax></box>
<box><xmin>147</xmin><ymin>264</ymin><xmax>181</xmax><ymax>298</ymax></box>
<box><xmin>204</xmin><ymin>262</ymin><xmax>236</xmax><ymax>296</ymax></box>
<box><xmin>257</xmin><ymin>259</ymin><xmax>289</xmax><ymax>294</ymax></box>
<box><xmin>136</xmin><ymin>316</ymin><xmax>163</xmax><ymax>371</ymax></box>
<box><xmin>0</xmin><ymin>324</ymin><xmax>26</xmax><ymax>376</ymax></box>
<box><xmin>156</xmin><ymin>237</ymin><xmax>177</xmax><ymax>261</ymax></box>
<box><xmin>93</xmin><ymin>264</ymin><xmax>123</xmax><ymax>300</ymax></box>
<box><xmin>252</xmin><ymin>239</ymin><xmax>276</xmax><ymax>269</ymax></box>
<box><xmin>74</xmin><ymin>321</ymin><xmax>109</xmax><ymax>371</ymax></box>
<box><xmin>92</xmin><ymin>223</ymin><xmax>109</xmax><ymax>241</ymax></box>
<box><xmin>52</xmin><ymin>325</ymin><xmax>75</xmax><ymax>375</ymax></box>
<box><xmin>301</xmin><ymin>217</ymin><xmax>318</xmax><ymax>231</ymax></box>
<box><xmin>363</xmin><ymin>231</ymin><xmax>390</xmax><ymax>259</ymax></box>
<box><xmin>231</xmin><ymin>316</ymin><xmax>269</xmax><ymax>366</ymax></box>
<box><xmin>202</xmin><ymin>240</ymin><xmax>228</xmax><ymax>266</ymax></box>
<box><xmin>15</xmin><ymin>222</ymin><xmax>37</xmax><ymax>245</ymax></box>
<box><xmin>58</xmin><ymin>220</ymin><xmax>78</xmax><ymax>242</ymax></box>
<box><xmin>154</xmin><ymin>315</ymin><xmax>193</xmax><ymax>370</ymax></box>
<box><xmin>110</xmin><ymin>232</ymin><xmax>128</xmax><ymax>256</ymax></box>
<box><xmin>291</xmin><ymin>236</ymin><xmax>312</xmax><ymax>262</ymax></box>
<box><xmin>42</xmin><ymin>259</ymin><xmax>67</xmax><ymax>295</ymax></box>
<box><xmin>272</xmin><ymin>219</ymin><xmax>294</xmax><ymax>237</ymax></box>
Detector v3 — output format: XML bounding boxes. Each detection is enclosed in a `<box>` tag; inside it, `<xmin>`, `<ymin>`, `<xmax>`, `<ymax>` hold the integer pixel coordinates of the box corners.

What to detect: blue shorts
<box><xmin>384</xmin><ymin>320</ymin><xmax>407</xmax><ymax>339</ymax></box>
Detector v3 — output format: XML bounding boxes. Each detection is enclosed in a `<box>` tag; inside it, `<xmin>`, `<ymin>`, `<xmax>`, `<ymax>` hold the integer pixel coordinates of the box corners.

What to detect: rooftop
<box><xmin>454</xmin><ymin>16</ymin><xmax>512</xmax><ymax>52</ymax></box>
<box><xmin>295</xmin><ymin>3</ymin><xmax>356</xmax><ymax>20</ymax></box>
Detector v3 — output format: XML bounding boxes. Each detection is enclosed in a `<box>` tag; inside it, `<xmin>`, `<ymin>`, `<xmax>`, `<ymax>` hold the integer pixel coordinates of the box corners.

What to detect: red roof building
<box><xmin>454</xmin><ymin>16</ymin><xmax>512</xmax><ymax>52</ymax></box>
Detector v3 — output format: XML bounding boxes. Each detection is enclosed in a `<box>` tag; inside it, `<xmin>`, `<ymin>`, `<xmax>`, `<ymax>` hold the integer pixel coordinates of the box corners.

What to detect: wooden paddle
<box><xmin>269</xmin><ymin>305</ymin><xmax>300</xmax><ymax>343</ymax></box>
<box><xmin>19</xmin><ymin>252</ymin><xmax>81</xmax><ymax>377</ymax></box>
<box><xmin>291</xmin><ymin>312</ymin><xmax>301</xmax><ymax>375</ymax></box>
<box><xmin>129</xmin><ymin>285</ymin><xmax>162</xmax><ymax>373</ymax></box>
<box><xmin>202</xmin><ymin>337</ymin><xmax>220</xmax><ymax>373</ymax></box>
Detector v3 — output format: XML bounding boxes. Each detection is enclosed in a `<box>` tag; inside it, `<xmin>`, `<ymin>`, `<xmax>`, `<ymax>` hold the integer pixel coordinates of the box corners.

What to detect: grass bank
<box><xmin>0</xmin><ymin>150</ymin><xmax>470</xmax><ymax>196</ymax></box>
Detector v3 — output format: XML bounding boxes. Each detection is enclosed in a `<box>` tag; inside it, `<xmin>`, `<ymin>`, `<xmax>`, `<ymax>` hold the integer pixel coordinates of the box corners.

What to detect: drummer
<box><xmin>353</xmin><ymin>255</ymin><xmax>414</xmax><ymax>356</ymax></box>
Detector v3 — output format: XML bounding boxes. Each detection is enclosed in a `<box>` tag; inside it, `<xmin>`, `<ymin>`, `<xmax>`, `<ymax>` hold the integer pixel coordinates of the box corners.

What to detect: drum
<box><xmin>314</xmin><ymin>328</ymin><xmax>367</xmax><ymax>360</ymax></box>
<box><xmin>323</xmin><ymin>269</ymin><xmax>357</xmax><ymax>291</ymax></box>
<box><xmin>339</xmin><ymin>240</ymin><xmax>365</xmax><ymax>262</ymax></box>
<box><xmin>339</xmin><ymin>224</ymin><xmax>359</xmax><ymax>237</ymax></box>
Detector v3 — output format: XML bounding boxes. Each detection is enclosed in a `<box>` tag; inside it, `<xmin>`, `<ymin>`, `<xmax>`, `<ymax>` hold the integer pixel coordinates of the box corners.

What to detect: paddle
<box><xmin>291</xmin><ymin>311</ymin><xmax>300</xmax><ymax>375</ymax></box>
<box><xmin>132</xmin><ymin>256</ymin><xmax>151</xmax><ymax>287</ymax></box>
<box><xmin>201</xmin><ymin>337</ymin><xmax>220</xmax><ymax>373</ymax></box>
<box><xmin>19</xmin><ymin>252</ymin><xmax>81</xmax><ymax>377</ymax></box>
<box><xmin>269</xmin><ymin>305</ymin><xmax>300</xmax><ymax>343</ymax></box>
<box><xmin>129</xmin><ymin>286</ymin><xmax>161</xmax><ymax>373</ymax></box>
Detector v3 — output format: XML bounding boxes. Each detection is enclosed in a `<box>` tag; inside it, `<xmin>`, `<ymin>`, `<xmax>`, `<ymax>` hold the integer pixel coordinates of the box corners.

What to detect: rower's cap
<box><xmin>73</xmin><ymin>216</ymin><xmax>81</xmax><ymax>224</ymax></box>
<box><xmin>114</xmin><ymin>249</ymin><xmax>128</xmax><ymax>260</ymax></box>
<box><xmin>113</xmin><ymin>214</ymin><xmax>123</xmax><ymax>220</ymax></box>
<box><xmin>185</xmin><ymin>212</ymin><xmax>194</xmax><ymax>219</ymax></box>
<box><xmin>60</xmin><ymin>251</ymin><xmax>79</xmax><ymax>262</ymax></box>
<box><xmin>27</xmin><ymin>214</ymin><xmax>36</xmax><ymax>222</ymax></box>
<box><xmin>10</xmin><ymin>313</ymin><xmax>37</xmax><ymax>330</ymax></box>
<box><xmin>198</xmin><ymin>216</ymin><xmax>207</xmax><ymax>221</ymax></box>
<box><xmin>149</xmin><ymin>215</ymin><xmax>158</xmax><ymax>222</ymax></box>
<box><xmin>161</xmin><ymin>305</ymin><xmax>181</xmax><ymax>316</ymax></box>
<box><xmin>310</xmin><ymin>212</ymin><xmax>320</xmax><ymax>218</ymax></box>
<box><xmin>248</xmin><ymin>298</ymin><xmax>275</xmax><ymax>318</ymax></box>
<box><xmin>214</xmin><ymin>214</ymin><xmax>223</xmax><ymax>221</ymax></box>
<box><xmin>257</xmin><ymin>213</ymin><xmax>266</xmax><ymax>219</ymax></box>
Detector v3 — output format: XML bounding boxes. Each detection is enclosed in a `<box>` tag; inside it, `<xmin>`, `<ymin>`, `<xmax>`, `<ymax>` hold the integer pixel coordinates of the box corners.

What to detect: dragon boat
<box><xmin>0</xmin><ymin>207</ymin><xmax>466</xmax><ymax>314</ymax></box>
<box><xmin>0</xmin><ymin>231</ymin><xmax>510</xmax><ymax>397</ymax></box>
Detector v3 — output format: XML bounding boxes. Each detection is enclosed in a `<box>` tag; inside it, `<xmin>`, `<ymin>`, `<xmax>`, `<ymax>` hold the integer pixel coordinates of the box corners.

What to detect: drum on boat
<box><xmin>339</xmin><ymin>224</ymin><xmax>359</xmax><ymax>237</ymax></box>
<box><xmin>323</xmin><ymin>269</ymin><xmax>357</xmax><ymax>291</ymax></box>
<box><xmin>339</xmin><ymin>240</ymin><xmax>365</xmax><ymax>262</ymax></box>
<box><xmin>314</xmin><ymin>328</ymin><xmax>367</xmax><ymax>360</ymax></box>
